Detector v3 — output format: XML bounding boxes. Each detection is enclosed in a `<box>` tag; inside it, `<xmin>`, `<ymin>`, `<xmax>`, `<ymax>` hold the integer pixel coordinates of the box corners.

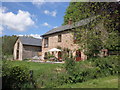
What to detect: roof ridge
<box><xmin>42</xmin><ymin>16</ymin><xmax>97</xmax><ymax>37</ymax></box>
<box><xmin>19</xmin><ymin>36</ymin><xmax>42</xmax><ymax>46</ymax></box>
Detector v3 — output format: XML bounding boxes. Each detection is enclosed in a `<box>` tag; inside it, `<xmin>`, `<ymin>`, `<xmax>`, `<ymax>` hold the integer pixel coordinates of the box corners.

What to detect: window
<box><xmin>44</xmin><ymin>37</ymin><xmax>49</xmax><ymax>48</ymax></box>
<box><xmin>58</xmin><ymin>35</ymin><xmax>62</xmax><ymax>42</ymax></box>
<box><xmin>16</xmin><ymin>42</ymin><xmax>19</xmax><ymax>59</ymax></box>
<box><xmin>17</xmin><ymin>42</ymin><xmax>19</xmax><ymax>50</ymax></box>
<box><xmin>101</xmin><ymin>49</ymin><xmax>108</xmax><ymax>56</ymax></box>
<box><xmin>52</xmin><ymin>52</ymin><xmax>54</xmax><ymax>55</ymax></box>
<box><xmin>73</xmin><ymin>33</ymin><xmax>77</xmax><ymax>43</ymax></box>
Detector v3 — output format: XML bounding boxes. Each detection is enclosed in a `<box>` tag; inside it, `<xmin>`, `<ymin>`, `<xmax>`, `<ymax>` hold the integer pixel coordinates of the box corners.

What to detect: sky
<box><xmin>0</xmin><ymin>2</ymin><xmax>69</xmax><ymax>38</ymax></box>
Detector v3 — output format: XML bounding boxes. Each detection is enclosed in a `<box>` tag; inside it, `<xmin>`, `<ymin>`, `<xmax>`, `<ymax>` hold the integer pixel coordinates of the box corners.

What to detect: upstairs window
<box><xmin>44</xmin><ymin>37</ymin><xmax>49</xmax><ymax>48</ymax></box>
<box><xmin>58</xmin><ymin>34</ymin><xmax>62</xmax><ymax>42</ymax></box>
<box><xmin>73</xmin><ymin>33</ymin><xmax>77</xmax><ymax>43</ymax></box>
<box><xmin>17</xmin><ymin>42</ymin><xmax>19</xmax><ymax>50</ymax></box>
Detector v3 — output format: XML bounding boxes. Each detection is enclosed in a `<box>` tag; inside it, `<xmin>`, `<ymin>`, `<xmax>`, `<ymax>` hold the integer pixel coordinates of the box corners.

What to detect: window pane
<box><xmin>58</xmin><ymin>35</ymin><xmax>61</xmax><ymax>42</ymax></box>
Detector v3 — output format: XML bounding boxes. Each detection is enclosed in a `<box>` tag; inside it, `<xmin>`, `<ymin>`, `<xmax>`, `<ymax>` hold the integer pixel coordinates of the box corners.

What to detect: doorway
<box><xmin>58</xmin><ymin>51</ymin><xmax>62</xmax><ymax>60</ymax></box>
<box><xmin>76</xmin><ymin>50</ymin><xmax>81</xmax><ymax>61</ymax></box>
<box><xmin>16</xmin><ymin>50</ymin><xmax>19</xmax><ymax>59</ymax></box>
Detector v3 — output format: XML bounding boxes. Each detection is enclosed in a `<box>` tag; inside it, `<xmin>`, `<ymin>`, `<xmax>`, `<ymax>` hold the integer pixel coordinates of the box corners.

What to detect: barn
<box><xmin>13</xmin><ymin>36</ymin><xmax>42</xmax><ymax>60</ymax></box>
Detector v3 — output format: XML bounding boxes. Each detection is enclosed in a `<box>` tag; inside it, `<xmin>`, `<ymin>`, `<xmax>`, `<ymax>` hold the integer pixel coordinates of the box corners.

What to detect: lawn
<box><xmin>3</xmin><ymin>57</ymin><xmax>118</xmax><ymax>88</ymax></box>
<box><xmin>7</xmin><ymin>60</ymin><xmax>63</xmax><ymax>72</ymax></box>
<box><xmin>58</xmin><ymin>75</ymin><xmax>118</xmax><ymax>88</ymax></box>
<box><xmin>5</xmin><ymin>60</ymin><xmax>64</xmax><ymax>88</ymax></box>
<box><xmin>6</xmin><ymin>60</ymin><xmax>64</xmax><ymax>76</ymax></box>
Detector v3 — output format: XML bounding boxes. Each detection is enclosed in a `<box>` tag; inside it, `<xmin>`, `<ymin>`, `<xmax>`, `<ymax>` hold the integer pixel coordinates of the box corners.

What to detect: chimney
<box><xmin>68</xmin><ymin>18</ymin><xmax>72</xmax><ymax>25</ymax></box>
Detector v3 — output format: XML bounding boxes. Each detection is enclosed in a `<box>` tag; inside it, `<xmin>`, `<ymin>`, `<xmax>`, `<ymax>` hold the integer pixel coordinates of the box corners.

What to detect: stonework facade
<box><xmin>42</xmin><ymin>30</ymin><xmax>87</xmax><ymax>61</ymax></box>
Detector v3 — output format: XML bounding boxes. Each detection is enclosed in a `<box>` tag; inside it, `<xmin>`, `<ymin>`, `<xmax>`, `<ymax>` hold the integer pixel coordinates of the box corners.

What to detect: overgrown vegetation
<box><xmin>63</xmin><ymin>56</ymin><xmax>118</xmax><ymax>84</ymax></box>
<box><xmin>44</xmin><ymin>52</ymin><xmax>56</xmax><ymax>60</ymax></box>
<box><xmin>2</xmin><ymin>60</ymin><xmax>35</xmax><ymax>89</ymax></box>
<box><xmin>63</xmin><ymin>2</ymin><xmax>120</xmax><ymax>58</ymax></box>
<box><xmin>2</xmin><ymin>55</ymin><xmax>118</xmax><ymax>88</ymax></box>
<box><xmin>2</xmin><ymin>35</ymin><xmax>17</xmax><ymax>56</ymax></box>
<box><xmin>58</xmin><ymin>75</ymin><xmax>118</xmax><ymax>88</ymax></box>
<box><xmin>2</xmin><ymin>60</ymin><xmax>63</xmax><ymax>88</ymax></box>
<box><xmin>65</xmin><ymin>57</ymin><xmax>76</xmax><ymax>75</ymax></box>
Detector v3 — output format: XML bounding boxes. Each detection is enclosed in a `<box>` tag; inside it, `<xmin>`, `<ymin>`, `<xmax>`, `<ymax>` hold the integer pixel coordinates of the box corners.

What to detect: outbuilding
<box><xmin>13</xmin><ymin>36</ymin><xmax>42</xmax><ymax>60</ymax></box>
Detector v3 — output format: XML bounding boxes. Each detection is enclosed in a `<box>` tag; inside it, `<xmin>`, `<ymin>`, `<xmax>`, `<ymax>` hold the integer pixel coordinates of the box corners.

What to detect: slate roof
<box><xmin>42</xmin><ymin>16</ymin><xmax>97</xmax><ymax>36</ymax></box>
<box><xmin>19</xmin><ymin>37</ymin><xmax>42</xmax><ymax>46</ymax></box>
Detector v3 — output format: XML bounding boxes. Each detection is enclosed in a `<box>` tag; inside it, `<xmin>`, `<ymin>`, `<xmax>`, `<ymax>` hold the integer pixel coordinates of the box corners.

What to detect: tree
<box><xmin>63</xmin><ymin>2</ymin><xmax>120</xmax><ymax>58</ymax></box>
<box><xmin>2</xmin><ymin>35</ymin><xmax>17</xmax><ymax>56</ymax></box>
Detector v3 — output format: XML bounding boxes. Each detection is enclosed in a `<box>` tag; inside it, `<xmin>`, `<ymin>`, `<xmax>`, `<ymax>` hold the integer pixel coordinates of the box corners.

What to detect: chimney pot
<box><xmin>68</xmin><ymin>18</ymin><xmax>72</xmax><ymax>25</ymax></box>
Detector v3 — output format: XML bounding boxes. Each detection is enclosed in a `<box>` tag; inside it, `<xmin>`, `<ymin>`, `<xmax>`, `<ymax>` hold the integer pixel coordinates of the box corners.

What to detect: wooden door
<box><xmin>76</xmin><ymin>50</ymin><xmax>81</xmax><ymax>61</ymax></box>
<box><xmin>58</xmin><ymin>51</ymin><xmax>62</xmax><ymax>60</ymax></box>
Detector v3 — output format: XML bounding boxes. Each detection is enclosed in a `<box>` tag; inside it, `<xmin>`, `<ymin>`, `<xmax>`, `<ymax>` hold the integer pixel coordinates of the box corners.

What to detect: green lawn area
<box><xmin>7</xmin><ymin>60</ymin><xmax>63</xmax><ymax>76</ymax></box>
<box><xmin>58</xmin><ymin>75</ymin><xmax>118</xmax><ymax>88</ymax></box>
<box><xmin>4</xmin><ymin>60</ymin><xmax>118</xmax><ymax>88</ymax></box>
<box><xmin>8</xmin><ymin>60</ymin><xmax>63</xmax><ymax>71</ymax></box>
<box><xmin>5</xmin><ymin>60</ymin><xmax>64</xmax><ymax>88</ymax></box>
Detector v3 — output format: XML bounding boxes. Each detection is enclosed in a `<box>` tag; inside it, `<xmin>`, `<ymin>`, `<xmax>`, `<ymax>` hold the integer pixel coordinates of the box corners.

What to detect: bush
<box><xmin>44</xmin><ymin>52</ymin><xmax>55</xmax><ymax>60</ymax></box>
<box><xmin>94</xmin><ymin>56</ymin><xmax>119</xmax><ymax>75</ymax></box>
<box><xmin>63</xmin><ymin>56</ymin><xmax>118</xmax><ymax>84</ymax></box>
<box><xmin>2</xmin><ymin>61</ymin><xmax>34</xmax><ymax>89</ymax></box>
<box><xmin>65</xmin><ymin>57</ymin><xmax>76</xmax><ymax>75</ymax></box>
<box><xmin>23</xmin><ymin>58</ymin><xmax>31</xmax><ymax>61</ymax></box>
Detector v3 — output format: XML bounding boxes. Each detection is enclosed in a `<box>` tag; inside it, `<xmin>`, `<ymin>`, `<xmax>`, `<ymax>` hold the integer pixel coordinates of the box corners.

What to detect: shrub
<box><xmin>44</xmin><ymin>52</ymin><xmax>55</xmax><ymax>60</ymax></box>
<box><xmin>63</xmin><ymin>56</ymin><xmax>118</xmax><ymax>84</ymax></box>
<box><xmin>2</xmin><ymin>61</ymin><xmax>34</xmax><ymax>89</ymax></box>
<box><xmin>65</xmin><ymin>57</ymin><xmax>76</xmax><ymax>75</ymax></box>
<box><xmin>23</xmin><ymin>58</ymin><xmax>31</xmax><ymax>61</ymax></box>
<box><xmin>93</xmin><ymin>56</ymin><xmax>119</xmax><ymax>76</ymax></box>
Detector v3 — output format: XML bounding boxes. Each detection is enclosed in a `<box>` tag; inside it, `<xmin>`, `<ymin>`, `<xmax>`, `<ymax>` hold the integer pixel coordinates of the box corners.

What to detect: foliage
<box><xmin>4</xmin><ymin>60</ymin><xmax>63</xmax><ymax>88</ymax></box>
<box><xmin>63</xmin><ymin>2</ymin><xmax>119</xmax><ymax>58</ymax></box>
<box><xmin>2</xmin><ymin>55</ymin><xmax>13</xmax><ymax>60</ymax></box>
<box><xmin>2</xmin><ymin>35</ymin><xmax>17</xmax><ymax>56</ymax></box>
<box><xmin>3</xmin><ymin>56</ymin><xmax>118</xmax><ymax>88</ymax></box>
<box><xmin>58</xmin><ymin>75</ymin><xmax>118</xmax><ymax>88</ymax></box>
<box><xmin>65</xmin><ymin>57</ymin><xmax>76</xmax><ymax>75</ymax></box>
<box><xmin>63</xmin><ymin>2</ymin><xmax>119</xmax><ymax>26</ymax></box>
<box><xmin>2</xmin><ymin>60</ymin><xmax>34</xmax><ymax>89</ymax></box>
<box><xmin>93</xmin><ymin>56</ymin><xmax>119</xmax><ymax>76</ymax></box>
<box><xmin>63</xmin><ymin>56</ymin><xmax>118</xmax><ymax>84</ymax></box>
<box><xmin>44</xmin><ymin>52</ymin><xmax>56</xmax><ymax>60</ymax></box>
<box><xmin>56</xmin><ymin>46</ymin><xmax>73</xmax><ymax>60</ymax></box>
<box><xmin>23</xmin><ymin>58</ymin><xmax>31</xmax><ymax>61</ymax></box>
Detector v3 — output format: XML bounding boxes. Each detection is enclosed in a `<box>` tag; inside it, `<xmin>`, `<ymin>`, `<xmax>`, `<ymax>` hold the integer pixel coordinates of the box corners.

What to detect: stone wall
<box><xmin>42</xmin><ymin>30</ymin><xmax>87</xmax><ymax>60</ymax></box>
<box><xmin>22</xmin><ymin>50</ymin><xmax>38</xmax><ymax>60</ymax></box>
<box><xmin>23</xmin><ymin>45</ymin><xmax>41</xmax><ymax>52</ymax></box>
<box><xmin>13</xmin><ymin>39</ymin><xmax>23</xmax><ymax>60</ymax></box>
<box><xmin>22</xmin><ymin>45</ymin><xmax>42</xmax><ymax>60</ymax></box>
<box><xmin>14</xmin><ymin>39</ymin><xmax>42</xmax><ymax>60</ymax></box>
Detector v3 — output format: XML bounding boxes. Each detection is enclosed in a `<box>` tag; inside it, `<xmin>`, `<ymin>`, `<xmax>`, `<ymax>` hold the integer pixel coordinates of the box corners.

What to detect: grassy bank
<box><xmin>58</xmin><ymin>75</ymin><xmax>118</xmax><ymax>88</ymax></box>
<box><xmin>7</xmin><ymin>61</ymin><xmax>63</xmax><ymax>74</ymax></box>
<box><xmin>3</xmin><ymin>55</ymin><xmax>118</xmax><ymax>88</ymax></box>
<box><xmin>4</xmin><ymin>60</ymin><xmax>64</xmax><ymax>88</ymax></box>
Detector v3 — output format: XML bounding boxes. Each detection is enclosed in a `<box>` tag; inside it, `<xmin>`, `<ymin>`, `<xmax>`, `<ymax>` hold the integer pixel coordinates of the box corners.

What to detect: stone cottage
<box><xmin>13</xmin><ymin>36</ymin><xmax>42</xmax><ymax>60</ymax></box>
<box><xmin>41</xmin><ymin>16</ymin><xmax>108</xmax><ymax>61</ymax></box>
